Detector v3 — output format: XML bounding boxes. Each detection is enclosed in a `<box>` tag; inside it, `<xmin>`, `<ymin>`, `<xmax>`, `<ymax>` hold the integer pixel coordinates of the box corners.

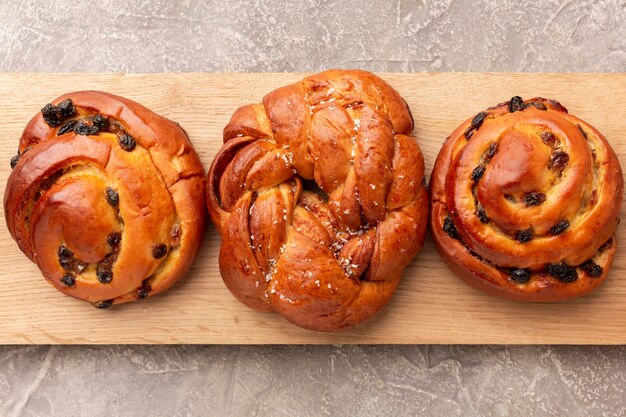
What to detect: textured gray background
<box><xmin>1</xmin><ymin>0</ymin><xmax>625</xmax><ymax>416</ymax></box>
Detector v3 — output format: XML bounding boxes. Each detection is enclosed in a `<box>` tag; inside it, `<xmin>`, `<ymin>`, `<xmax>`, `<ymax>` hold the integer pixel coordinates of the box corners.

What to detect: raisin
<box><xmin>96</xmin><ymin>253</ymin><xmax>116</xmax><ymax>283</ymax></box>
<box><xmin>475</xmin><ymin>203</ymin><xmax>489</xmax><ymax>223</ymax></box>
<box><xmin>443</xmin><ymin>216</ymin><xmax>459</xmax><ymax>239</ymax></box>
<box><xmin>516</xmin><ymin>229</ymin><xmax>533</xmax><ymax>243</ymax></box>
<box><xmin>57</xmin><ymin>99</ymin><xmax>76</xmax><ymax>118</ymax></box>
<box><xmin>73</xmin><ymin>121</ymin><xmax>99</xmax><ymax>136</ymax></box>
<box><xmin>472</xmin><ymin>112</ymin><xmax>488</xmax><ymax>128</ymax></box>
<box><xmin>152</xmin><ymin>244</ymin><xmax>168</xmax><ymax>259</ymax></box>
<box><xmin>472</xmin><ymin>165</ymin><xmax>486</xmax><ymax>182</ymax></box>
<box><xmin>508</xmin><ymin>96</ymin><xmax>525</xmax><ymax>112</ymax></box>
<box><xmin>118</xmin><ymin>133</ymin><xmax>136</xmax><ymax>151</ymax></box>
<box><xmin>137</xmin><ymin>283</ymin><xmax>152</xmax><ymax>299</ymax></box>
<box><xmin>41</xmin><ymin>99</ymin><xmax>75</xmax><ymax>127</ymax></box>
<box><xmin>57</xmin><ymin>120</ymin><xmax>77</xmax><ymax>135</ymax></box>
<box><xmin>547</xmin><ymin>262</ymin><xmax>578</xmax><ymax>283</ymax></box>
<box><xmin>463</xmin><ymin>112</ymin><xmax>488</xmax><ymax>140</ymax></box>
<box><xmin>528</xmin><ymin>101</ymin><xmax>547</xmax><ymax>111</ymax></box>
<box><xmin>541</xmin><ymin>132</ymin><xmax>559</xmax><ymax>148</ymax></box>
<box><xmin>486</xmin><ymin>142</ymin><xmax>498</xmax><ymax>158</ymax></box>
<box><xmin>550</xmin><ymin>220</ymin><xmax>570</xmax><ymax>235</ymax></box>
<box><xmin>92</xmin><ymin>300</ymin><xmax>113</xmax><ymax>309</ymax></box>
<box><xmin>464</xmin><ymin>127</ymin><xmax>476</xmax><ymax>140</ymax></box>
<box><xmin>549</xmin><ymin>151</ymin><xmax>569</xmax><ymax>171</ymax></box>
<box><xmin>96</xmin><ymin>268</ymin><xmax>113</xmax><ymax>284</ymax></box>
<box><xmin>579</xmin><ymin>260</ymin><xmax>603</xmax><ymax>277</ymax></box>
<box><xmin>58</xmin><ymin>245</ymin><xmax>73</xmax><ymax>259</ymax></box>
<box><xmin>107</xmin><ymin>232</ymin><xmax>122</xmax><ymax>249</ymax></box>
<box><xmin>41</xmin><ymin>103</ymin><xmax>62</xmax><ymax>127</ymax></box>
<box><xmin>522</xmin><ymin>192</ymin><xmax>546</xmax><ymax>207</ymax></box>
<box><xmin>10</xmin><ymin>154</ymin><xmax>20</xmax><ymax>169</ymax></box>
<box><xmin>598</xmin><ymin>239</ymin><xmax>613</xmax><ymax>253</ymax></box>
<box><xmin>577</xmin><ymin>124</ymin><xmax>588</xmax><ymax>140</ymax></box>
<box><xmin>60</xmin><ymin>274</ymin><xmax>76</xmax><ymax>287</ymax></box>
<box><xmin>509</xmin><ymin>268</ymin><xmax>531</xmax><ymax>284</ymax></box>
<box><xmin>92</xmin><ymin>114</ymin><xmax>109</xmax><ymax>130</ymax></box>
<box><xmin>105</xmin><ymin>187</ymin><xmax>119</xmax><ymax>207</ymax></box>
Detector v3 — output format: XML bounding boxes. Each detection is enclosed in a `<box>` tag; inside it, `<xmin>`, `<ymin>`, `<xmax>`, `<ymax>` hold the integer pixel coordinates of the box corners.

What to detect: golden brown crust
<box><xmin>430</xmin><ymin>97</ymin><xmax>622</xmax><ymax>301</ymax></box>
<box><xmin>207</xmin><ymin>70</ymin><xmax>428</xmax><ymax>331</ymax></box>
<box><xmin>4</xmin><ymin>91</ymin><xmax>206</xmax><ymax>307</ymax></box>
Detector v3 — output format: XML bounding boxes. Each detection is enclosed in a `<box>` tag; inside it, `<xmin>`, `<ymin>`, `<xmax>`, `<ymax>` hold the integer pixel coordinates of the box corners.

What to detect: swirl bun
<box><xmin>430</xmin><ymin>97</ymin><xmax>623</xmax><ymax>301</ymax></box>
<box><xmin>4</xmin><ymin>91</ymin><xmax>206</xmax><ymax>307</ymax></box>
<box><xmin>207</xmin><ymin>70</ymin><xmax>428</xmax><ymax>331</ymax></box>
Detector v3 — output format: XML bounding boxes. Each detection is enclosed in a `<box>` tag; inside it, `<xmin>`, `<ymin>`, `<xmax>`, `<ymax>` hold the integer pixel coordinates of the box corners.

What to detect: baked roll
<box><xmin>430</xmin><ymin>96</ymin><xmax>623</xmax><ymax>301</ymax></box>
<box><xmin>207</xmin><ymin>70</ymin><xmax>428</xmax><ymax>331</ymax></box>
<box><xmin>4</xmin><ymin>91</ymin><xmax>206</xmax><ymax>307</ymax></box>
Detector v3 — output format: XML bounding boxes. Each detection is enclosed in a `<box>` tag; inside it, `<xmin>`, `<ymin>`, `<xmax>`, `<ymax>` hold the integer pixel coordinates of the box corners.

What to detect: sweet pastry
<box><xmin>207</xmin><ymin>70</ymin><xmax>428</xmax><ymax>331</ymax></box>
<box><xmin>4</xmin><ymin>91</ymin><xmax>206</xmax><ymax>307</ymax></box>
<box><xmin>430</xmin><ymin>96</ymin><xmax>623</xmax><ymax>301</ymax></box>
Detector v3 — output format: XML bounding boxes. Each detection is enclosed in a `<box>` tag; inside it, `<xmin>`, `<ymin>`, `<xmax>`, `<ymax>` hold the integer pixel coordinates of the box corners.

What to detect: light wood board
<box><xmin>0</xmin><ymin>73</ymin><xmax>625</xmax><ymax>344</ymax></box>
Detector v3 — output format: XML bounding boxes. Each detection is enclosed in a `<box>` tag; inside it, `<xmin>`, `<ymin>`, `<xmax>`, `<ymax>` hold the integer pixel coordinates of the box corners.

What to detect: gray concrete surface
<box><xmin>0</xmin><ymin>0</ymin><xmax>625</xmax><ymax>416</ymax></box>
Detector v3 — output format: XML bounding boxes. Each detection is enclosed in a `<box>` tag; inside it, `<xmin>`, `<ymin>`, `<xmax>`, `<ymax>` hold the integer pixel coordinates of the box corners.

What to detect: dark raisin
<box><xmin>579</xmin><ymin>260</ymin><xmax>603</xmax><ymax>278</ymax></box>
<box><xmin>58</xmin><ymin>245</ymin><xmax>73</xmax><ymax>259</ymax></box>
<box><xmin>96</xmin><ymin>267</ymin><xmax>113</xmax><ymax>284</ymax></box>
<box><xmin>152</xmin><ymin>244</ymin><xmax>168</xmax><ymax>259</ymax></box>
<box><xmin>528</xmin><ymin>101</ymin><xmax>547</xmax><ymax>111</ymax></box>
<box><xmin>549</xmin><ymin>151</ymin><xmax>569</xmax><ymax>171</ymax></box>
<box><xmin>598</xmin><ymin>239</ymin><xmax>613</xmax><ymax>253</ymax></box>
<box><xmin>137</xmin><ymin>283</ymin><xmax>152</xmax><ymax>299</ymax></box>
<box><xmin>41</xmin><ymin>103</ymin><xmax>62</xmax><ymax>127</ymax></box>
<box><xmin>463</xmin><ymin>112</ymin><xmax>489</xmax><ymax>141</ymax></box>
<box><xmin>105</xmin><ymin>187</ymin><xmax>119</xmax><ymax>207</ymax></box>
<box><xmin>472</xmin><ymin>165</ymin><xmax>486</xmax><ymax>182</ymax></box>
<box><xmin>547</xmin><ymin>262</ymin><xmax>578</xmax><ymax>283</ymax></box>
<box><xmin>73</xmin><ymin>121</ymin><xmax>99</xmax><ymax>136</ymax></box>
<box><xmin>472</xmin><ymin>112</ymin><xmax>488</xmax><ymax>128</ymax></box>
<box><xmin>486</xmin><ymin>142</ymin><xmax>498</xmax><ymax>158</ymax></box>
<box><xmin>509</xmin><ymin>268</ymin><xmax>531</xmax><ymax>284</ymax></box>
<box><xmin>59</xmin><ymin>258</ymin><xmax>73</xmax><ymax>271</ymax></box>
<box><xmin>550</xmin><ymin>220</ymin><xmax>570</xmax><ymax>235</ymax></box>
<box><xmin>60</xmin><ymin>274</ymin><xmax>76</xmax><ymax>287</ymax></box>
<box><xmin>92</xmin><ymin>114</ymin><xmax>109</xmax><ymax>130</ymax></box>
<box><xmin>508</xmin><ymin>96</ymin><xmax>525</xmax><ymax>112</ymax></box>
<box><xmin>522</xmin><ymin>192</ymin><xmax>546</xmax><ymax>207</ymax></box>
<box><xmin>541</xmin><ymin>132</ymin><xmax>559</xmax><ymax>148</ymax></box>
<box><xmin>504</xmin><ymin>194</ymin><xmax>517</xmax><ymax>203</ymax></box>
<box><xmin>57</xmin><ymin>120</ymin><xmax>77</xmax><ymax>135</ymax></box>
<box><xmin>92</xmin><ymin>300</ymin><xmax>113</xmax><ymax>309</ymax></box>
<box><xmin>107</xmin><ymin>232</ymin><xmax>122</xmax><ymax>249</ymax></box>
<box><xmin>118</xmin><ymin>133</ymin><xmax>136</xmax><ymax>151</ymax></box>
<box><xmin>577</xmin><ymin>124</ymin><xmax>588</xmax><ymax>140</ymax></box>
<box><xmin>464</xmin><ymin>127</ymin><xmax>476</xmax><ymax>140</ymax></box>
<box><xmin>57</xmin><ymin>99</ymin><xmax>76</xmax><ymax>118</ymax></box>
<box><xmin>10</xmin><ymin>154</ymin><xmax>20</xmax><ymax>169</ymax></box>
<box><xmin>475</xmin><ymin>203</ymin><xmax>489</xmax><ymax>223</ymax></box>
<box><xmin>443</xmin><ymin>216</ymin><xmax>459</xmax><ymax>239</ymax></box>
<box><xmin>516</xmin><ymin>229</ymin><xmax>533</xmax><ymax>243</ymax></box>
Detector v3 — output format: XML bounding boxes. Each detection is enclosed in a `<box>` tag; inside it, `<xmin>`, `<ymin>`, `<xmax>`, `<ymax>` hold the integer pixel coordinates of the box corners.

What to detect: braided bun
<box><xmin>207</xmin><ymin>70</ymin><xmax>428</xmax><ymax>331</ymax></box>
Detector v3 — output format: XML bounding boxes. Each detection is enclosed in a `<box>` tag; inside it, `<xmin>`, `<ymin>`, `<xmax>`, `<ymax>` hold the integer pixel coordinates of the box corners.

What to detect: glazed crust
<box><xmin>4</xmin><ymin>91</ymin><xmax>206</xmax><ymax>307</ymax></box>
<box><xmin>430</xmin><ymin>97</ymin><xmax>623</xmax><ymax>301</ymax></box>
<box><xmin>207</xmin><ymin>70</ymin><xmax>429</xmax><ymax>331</ymax></box>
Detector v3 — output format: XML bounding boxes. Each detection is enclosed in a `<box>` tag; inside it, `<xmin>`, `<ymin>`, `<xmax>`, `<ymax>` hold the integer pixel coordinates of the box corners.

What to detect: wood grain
<box><xmin>0</xmin><ymin>73</ymin><xmax>624</xmax><ymax>344</ymax></box>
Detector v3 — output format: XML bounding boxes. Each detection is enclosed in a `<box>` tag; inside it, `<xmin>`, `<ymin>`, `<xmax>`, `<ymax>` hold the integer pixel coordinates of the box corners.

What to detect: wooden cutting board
<box><xmin>0</xmin><ymin>73</ymin><xmax>624</xmax><ymax>344</ymax></box>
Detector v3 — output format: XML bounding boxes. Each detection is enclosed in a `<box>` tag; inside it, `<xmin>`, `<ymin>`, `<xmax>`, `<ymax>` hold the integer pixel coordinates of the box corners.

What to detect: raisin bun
<box><xmin>430</xmin><ymin>97</ymin><xmax>622</xmax><ymax>301</ymax></box>
<box><xmin>5</xmin><ymin>91</ymin><xmax>206</xmax><ymax>307</ymax></box>
<box><xmin>207</xmin><ymin>70</ymin><xmax>429</xmax><ymax>331</ymax></box>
